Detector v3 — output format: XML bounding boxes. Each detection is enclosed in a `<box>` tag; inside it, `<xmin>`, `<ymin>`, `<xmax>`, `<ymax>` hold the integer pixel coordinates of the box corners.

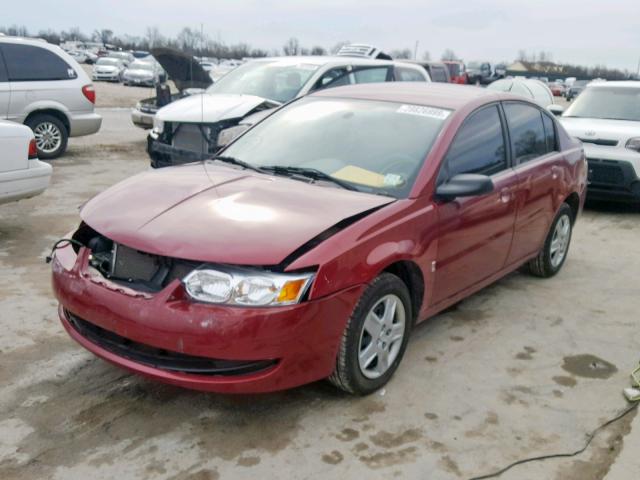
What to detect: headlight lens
<box><xmin>625</xmin><ymin>137</ymin><xmax>640</xmax><ymax>152</ymax></box>
<box><xmin>183</xmin><ymin>268</ymin><xmax>313</xmax><ymax>307</ymax></box>
<box><xmin>153</xmin><ymin>116</ymin><xmax>164</xmax><ymax>133</ymax></box>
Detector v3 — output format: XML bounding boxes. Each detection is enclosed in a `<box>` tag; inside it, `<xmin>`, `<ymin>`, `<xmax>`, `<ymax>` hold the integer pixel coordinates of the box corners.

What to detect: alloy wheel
<box><xmin>33</xmin><ymin>122</ymin><xmax>62</xmax><ymax>154</ymax></box>
<box><xmin>358</xmin><ymin>294</ymin><xmax>406</xmax><ymax>379</ymax></box>
<box><xmin>550</xmin><ymin>213</ymin><xmax>571</xmax><ymax>268</ymax></box>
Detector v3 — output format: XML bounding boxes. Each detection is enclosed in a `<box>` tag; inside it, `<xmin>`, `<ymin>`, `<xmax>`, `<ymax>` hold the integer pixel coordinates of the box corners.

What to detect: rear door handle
<box><xmin>500</xmin><ymin>188</ymin><xmax>511</xmax><ymax>203</ymax></box>
<box><xmin>551</xmin><ymin>166</ymin><xmax>560</xmax><ymax>179</ymax></box>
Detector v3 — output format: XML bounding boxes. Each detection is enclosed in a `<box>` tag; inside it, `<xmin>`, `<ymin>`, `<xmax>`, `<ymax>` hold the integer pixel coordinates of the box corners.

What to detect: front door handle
<box><xmin>500</xmin><ymin>188</ymin><xmax>511</xmax><ymax>203</ymax></box>
<box><xmin>551</xmin><ymin>166</ymin><xmax>560</xmax><ymax>180</ymax></box>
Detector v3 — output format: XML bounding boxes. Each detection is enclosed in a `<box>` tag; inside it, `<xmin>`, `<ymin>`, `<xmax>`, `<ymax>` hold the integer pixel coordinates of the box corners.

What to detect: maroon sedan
<box><xmin>51</xmin><ymin>83</ymin><xmax>587</xmax><ymax>395</ymax></box>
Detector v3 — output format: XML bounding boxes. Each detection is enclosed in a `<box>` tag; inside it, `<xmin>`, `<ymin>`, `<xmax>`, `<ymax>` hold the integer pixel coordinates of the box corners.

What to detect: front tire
<box><xmin>26</xmin><ymin>114</ymin><xmax>68</xmax><ymax>159</ymax></box>
<box><xmin>328</xmin><ymin>273</ymin><xmax>413</xmax><ymax>395</ymax></box>
<box><xmin>527</xmin><ymin>203</ymin><xmax>573</xmax><ymax>278</ymax></box>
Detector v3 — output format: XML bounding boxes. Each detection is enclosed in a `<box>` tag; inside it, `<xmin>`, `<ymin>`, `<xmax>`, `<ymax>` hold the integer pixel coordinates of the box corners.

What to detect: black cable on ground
<box><xmin>467</xmin><ymin>402</ymin><xmax>639</xmax><ymax>480</ymax></box>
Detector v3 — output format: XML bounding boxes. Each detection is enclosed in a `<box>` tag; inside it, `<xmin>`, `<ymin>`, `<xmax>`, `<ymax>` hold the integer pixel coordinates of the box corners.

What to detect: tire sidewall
<box><xmin>344</xmin><ymin>274</ymin><xmax>413</xmax><ymax>394</ymax></box>
<box><xmin>26</xmin><ymin>114</ymin><xmax>68</xmax><ymax>159</ymax></box>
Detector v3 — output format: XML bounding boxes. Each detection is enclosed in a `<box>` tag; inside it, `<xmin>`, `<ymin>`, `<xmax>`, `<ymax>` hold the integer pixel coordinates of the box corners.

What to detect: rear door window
<box><xmin>503</xmin><ymin>102</ymin><xmax>547</xmax><ymax>164</ymax></box>
<box><xmin>1</xmin><ymin>44</ymin><xmax>77</xmax><ymax>81</ymax></box>
<box><xmin>439</xmin><ymin>104</ymin><xmax>507</xmax><ymax>182</ymax></box>
<box><xmin>395</xmin><ymin>66</ymin><xmax>425</xmax><ymax>82</ymax></box>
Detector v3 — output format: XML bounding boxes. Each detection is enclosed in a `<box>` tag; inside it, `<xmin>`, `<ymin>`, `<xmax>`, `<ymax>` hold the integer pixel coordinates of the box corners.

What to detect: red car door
<box><xmin>432</xmin><ymin>104</ymin><xmax>518</xmax><ymax>304</ymax></box>
<box><xmin>502</xmin><ymin>102</ymin><xmax>563</xmax><ymax>263</ymax></box>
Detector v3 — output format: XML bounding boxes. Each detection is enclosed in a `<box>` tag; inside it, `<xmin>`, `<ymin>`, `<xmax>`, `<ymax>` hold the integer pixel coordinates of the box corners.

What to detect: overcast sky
<box><xmin>7</xmin><ymin>0</ymin><xmax>640</xmax><ymax>71</ymax></box>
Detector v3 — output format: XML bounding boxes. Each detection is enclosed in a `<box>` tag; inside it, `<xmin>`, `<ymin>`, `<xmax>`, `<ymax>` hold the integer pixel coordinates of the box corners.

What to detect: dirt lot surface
<box><xmin>1</xmin><ymin>97</ymin><xmax>639</xmax><ymax>479</ymax></box>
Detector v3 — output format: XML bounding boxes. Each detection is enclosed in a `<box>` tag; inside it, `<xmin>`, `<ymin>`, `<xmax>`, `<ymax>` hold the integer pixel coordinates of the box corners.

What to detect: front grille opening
<box><xmin>73</xmin><ymin>223</ymin><xmax>200</xmax><ymax>293</ymax></box>
<box><xmin>588</xmin><ymin>159</ymin><xmax>626</xmax><ymax>186</ymax></box>
<box><xmin>65</xmin><ymin>310</ymin><xmax>277</xmax><ymax>376</ymax></box>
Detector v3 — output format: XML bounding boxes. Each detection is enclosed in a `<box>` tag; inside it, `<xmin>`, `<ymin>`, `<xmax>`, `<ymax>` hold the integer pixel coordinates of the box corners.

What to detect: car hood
<box><xmin>151</xmin><ymin>47</ymin><xmax>212</xmax><ymax>91</ymax></box>
<box><xmin>80</xmin><ymin>163</ymin><xmax>394</xmax><ymax>266</ymax></box>
<box><xmin>125</xmin><ymin>68</ymin><xmax>154</xmax><ymax>76</ymax></box>
<box><xmin>155</xmin><ymin>93</ymin><xmax>280</xmax><ymax>124</ymax></box>
<box><xmin>94</xmin><ymin>65</ymin><xmax>119</xmax><ymax>72</ymax></box>
<box><xmin>559</xmin><ymin>117</ymin><xmax>640</xmax><ymax>143</ymax></box>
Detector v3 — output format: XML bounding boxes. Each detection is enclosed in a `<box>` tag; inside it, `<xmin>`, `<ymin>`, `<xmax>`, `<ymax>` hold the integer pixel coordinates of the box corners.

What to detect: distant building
<box><xmin>507</xmin><ymin>61</ymin><xmax>566</xmax><ymax>81</ymax></box>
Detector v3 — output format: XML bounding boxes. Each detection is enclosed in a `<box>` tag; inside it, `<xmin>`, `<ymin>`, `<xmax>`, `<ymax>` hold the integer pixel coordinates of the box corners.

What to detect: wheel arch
<box><xmin>24</xmin><ymin>109</ymin><xmax>70</xmax><ymax>135</ymax></box>
<box><xmin>381</xmin><ymin>260</ymin><xmax>425</xmax><ymax>323</ymax></box>
<box><xmin>563</xmin><ymin>192</ymin><xmax>580</xmax><ymax>222</ymax></box>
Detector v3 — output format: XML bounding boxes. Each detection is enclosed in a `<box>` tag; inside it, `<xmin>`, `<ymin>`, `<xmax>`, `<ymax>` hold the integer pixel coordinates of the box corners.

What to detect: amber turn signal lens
<box><xmin>277</xmin><ymin>279</ymin><xmax>308</xmax><ymax>303</ymax></box>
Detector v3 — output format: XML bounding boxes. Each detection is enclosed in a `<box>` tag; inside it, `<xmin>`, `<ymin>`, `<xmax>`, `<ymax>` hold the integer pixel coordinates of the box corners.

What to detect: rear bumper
<box><xmin>0</xmin><ymin>159</ymin><xmax>52</xmax><ymax>205</ymax></box>
<box><xmin>131</xmin><ymin>109</ymin><xmax>154</xmax><ymax>129</ymax></box>
<box><xmin>69</xmin><ymin>112</ymin><xmax>102</xmax><ymax>137</ymax></box>
<box><xmin>587</xmin><ymin>158</ymin><xmax>640</xmax><ymax>203</ymax></box>
<box><xmin>52</xmin><ymin>244</ymin><xmax>364</xmax><ymax>393</ymax></box>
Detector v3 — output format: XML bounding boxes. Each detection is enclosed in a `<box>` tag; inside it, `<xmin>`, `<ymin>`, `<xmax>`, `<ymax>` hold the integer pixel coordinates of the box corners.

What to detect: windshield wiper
<box><xmin>210</xmin><ymin>155</ymin><xmax>267</xmax><ymax>174</ymax></box>
<box><xmin>261</xmin><ymin>165</ymin><xmax>359</xmax><ymax>191</ymax></box>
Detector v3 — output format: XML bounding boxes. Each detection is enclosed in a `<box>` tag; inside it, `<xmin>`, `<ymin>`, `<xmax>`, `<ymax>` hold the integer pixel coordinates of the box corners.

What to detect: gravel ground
<box><xmin>0</xmin><ymin>96</ymin><xmax>638</xmax><ymax>480</ymax></box>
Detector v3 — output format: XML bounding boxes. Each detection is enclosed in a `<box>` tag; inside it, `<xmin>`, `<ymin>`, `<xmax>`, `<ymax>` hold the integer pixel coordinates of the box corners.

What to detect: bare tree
<box><xmin>177</xmin><ymin>27</ymin><xmax>206</xmax><ymax>53</ymax></box>
<box><xmin>330</xmin><ymin>40</ymin><xmax>351</xmax><ymax>54</ymax></box>
<box><xmin>62</xmin><ymin>27</ymin><xmax>86</xmax><ymax>42</ymax></box>
<box><xmin>422</xmin><ymin>51</ymin><xmax>431</xmax><ymax>61</ymax></box>
<box><xmin>283</xmin><ymin>37</ymin><xmax>300</xmax><ymax>56</ymax></box>
<box><xmin>93</xmin><ymin>29</ymin><xmax>113</xmax><ymax>46</ymax></box>
<box><xmin>441</xmin><ymin>49</ymin><xmax>458</xmax><ymax>61</ymax></box>
<box><xmin>390</xmin><ymin>48</ymin><xmax>412</xmax><ymax>59</ymax></box>
<box><xmin>145</xmin><ymin>26</ymin><xmax>164</xmax><ymax>49</ymax></box>
<box><xmin>517</xmin><ymin>49</ymin><xmax>528</xmax><ymax>62</ymax></box>
<box><xmin>310</xmin><ymin>46</ymin><xmax>327</xmax><ymax>56</ymax></box>
<box><xmin>38</xmin><ymin>29</ymin><xmax>61</xmax><ymax>44</ymax></box>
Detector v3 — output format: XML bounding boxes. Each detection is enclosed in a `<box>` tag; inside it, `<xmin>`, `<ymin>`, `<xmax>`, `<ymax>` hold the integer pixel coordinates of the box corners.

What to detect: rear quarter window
<box><xmin>1</xmin><ymin>44</ymin><xmax>77</xmax><ymax>82</ymax></box>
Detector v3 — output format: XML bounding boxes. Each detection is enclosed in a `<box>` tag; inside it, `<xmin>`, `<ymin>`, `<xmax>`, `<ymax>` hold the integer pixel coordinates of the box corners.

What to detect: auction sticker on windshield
<box><xmin>397</xmin><ymin>104</ymin><xmax>451</xmax><ymax>119</ymax></box>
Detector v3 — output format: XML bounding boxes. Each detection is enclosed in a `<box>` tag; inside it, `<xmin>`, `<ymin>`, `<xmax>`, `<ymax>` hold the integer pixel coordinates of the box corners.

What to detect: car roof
<box><xmin>309</xmin><ymin>82</ymin><xmax>508</xmax><ymax>111</ymax></box>
<box><xmin>587</xmin><ymin>81</ymin><xmax>640</xmax><ymax>89</ymax></box>
<box><xmin>247</xmin><ymin>56</ymin><xmax>415</xmax><ymax>67</ymax></box>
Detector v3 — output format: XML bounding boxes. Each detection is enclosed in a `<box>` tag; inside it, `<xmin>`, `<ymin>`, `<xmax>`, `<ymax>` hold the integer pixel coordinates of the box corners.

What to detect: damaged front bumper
<box><xmin>51</xmin><ymin>241</ymin><xmax>365</xmax><ymax>393</ymax></box>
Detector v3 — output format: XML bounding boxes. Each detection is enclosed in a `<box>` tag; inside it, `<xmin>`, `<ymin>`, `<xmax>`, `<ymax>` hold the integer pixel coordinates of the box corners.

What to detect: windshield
<box><xmin>206</xmin><ymin>61</ymin><xmax>319</xmax><ymax>103</ymax></box>
<box><xmin>564</xmin><ymin>87</ymin><xmax>640</xmax><ymax>121</ymax></box>
<box><xmin>223</xmin><ymin>97</ymin><xmax>450</xmax><ymax>198</ymax></box>
<box><xmin>96</xmin><ymin>58</ymin><xmax>120</xmax><ymax>66</ymax></box>
<box><xmin>129</xmin><ymin>62</ymin><xmax>153</xmax><ymax>71</ymax></box>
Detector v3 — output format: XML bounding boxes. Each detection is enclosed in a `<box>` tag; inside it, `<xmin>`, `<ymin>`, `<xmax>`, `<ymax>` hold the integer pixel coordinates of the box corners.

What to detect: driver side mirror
<box><xmin>436</xmin><ymin>174</ymin><xmax>494</xmax><ymax>201</ymax></box>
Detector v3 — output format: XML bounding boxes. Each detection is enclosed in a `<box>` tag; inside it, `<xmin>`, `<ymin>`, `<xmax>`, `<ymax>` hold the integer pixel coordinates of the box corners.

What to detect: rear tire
<box><xmin>527</xmin><ymin>203</ymin><xmax>573</xmax><ymax>278</ymax></box>
<box><xmin>328</xmin><ymin>273</ymin><xmax>413</xmax><ymax>395</ymax></box>
<box><xmin>26</xmin><ymin>113</ymin><xmax>68</xmax><ymax>159</ymax></box>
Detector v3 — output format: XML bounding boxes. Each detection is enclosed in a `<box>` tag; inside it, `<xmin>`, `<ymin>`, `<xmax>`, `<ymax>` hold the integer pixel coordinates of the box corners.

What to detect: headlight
<box><xmin>625</xmin><ymin>137</ymin><xmax>640</xmax><ymax>152</ymax></box>
<box><xmin>183</xmin><ymin>267</ymin><xmax>313</xmax><ymax>307</ymax></box>
<box><xmin>153</xmin><ymin>116</ymin><xmax>164</xmax><ymax>133</ymax></box>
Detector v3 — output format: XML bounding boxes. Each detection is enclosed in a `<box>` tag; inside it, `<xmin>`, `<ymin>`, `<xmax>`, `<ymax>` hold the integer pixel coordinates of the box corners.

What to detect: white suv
<box><xmin>0</xmin><ymin>37</ymin><xmax>102</xmax><ymax>159</ymax></box>
<box><xmin>559</xmin><ymin>81</ymin><xmax>640</xmax><ymax>203</ymax></box>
